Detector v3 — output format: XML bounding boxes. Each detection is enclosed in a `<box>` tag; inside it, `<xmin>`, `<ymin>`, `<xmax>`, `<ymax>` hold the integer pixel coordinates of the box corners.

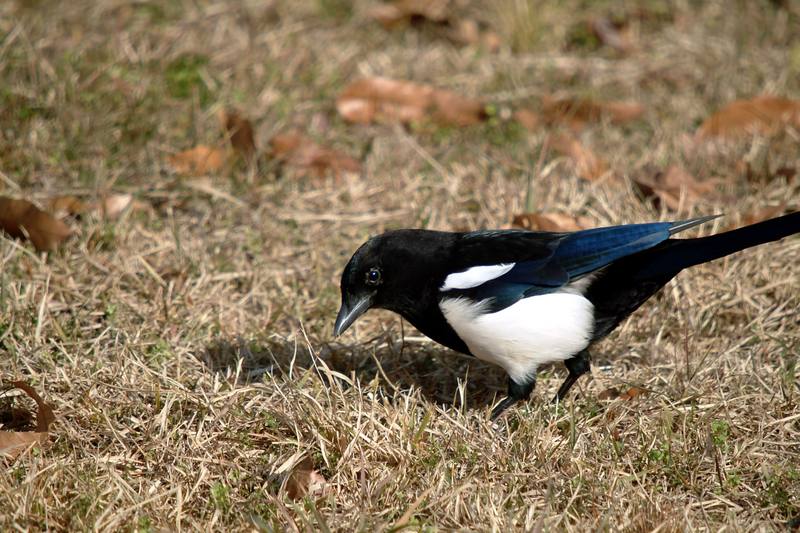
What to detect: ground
<box><xmin>0</xmin><ymin>0</ymin><xmax>799</xmax><ymax>530</ymax></box>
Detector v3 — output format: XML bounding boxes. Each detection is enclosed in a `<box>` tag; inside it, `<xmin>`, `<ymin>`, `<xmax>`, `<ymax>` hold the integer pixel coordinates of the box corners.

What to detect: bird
<box><xmin>334</xmin><ymin>212</ymin><xmax>800</xmax><ymax>419</ymax></box>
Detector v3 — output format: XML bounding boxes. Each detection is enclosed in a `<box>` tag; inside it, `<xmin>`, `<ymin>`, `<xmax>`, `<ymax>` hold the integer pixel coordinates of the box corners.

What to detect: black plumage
<box><xmin>335</xmin><ymin>212</ymin><xmax>800</xmax><ymax>419</ymax></box>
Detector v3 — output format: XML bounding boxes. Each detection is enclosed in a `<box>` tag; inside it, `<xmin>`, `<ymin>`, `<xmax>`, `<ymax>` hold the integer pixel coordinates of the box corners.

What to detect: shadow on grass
<box><xmin>201</xmin><ymin>335</ymin><xmax>508</xmax><ymax>414</ymax></box>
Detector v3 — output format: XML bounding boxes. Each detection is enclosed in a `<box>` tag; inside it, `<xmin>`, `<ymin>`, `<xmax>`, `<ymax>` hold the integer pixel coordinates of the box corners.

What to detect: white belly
<box><xmin>439</xmin><ymin>293</ymin><xmax>595</xmax><ymax>383</ymax></box>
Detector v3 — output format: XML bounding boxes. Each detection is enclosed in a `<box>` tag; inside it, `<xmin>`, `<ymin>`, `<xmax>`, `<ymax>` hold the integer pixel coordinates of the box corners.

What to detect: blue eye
<box><xmin>365</xmin><ymin>267</ymin><xmax>382</xmax><ymax>285</ymax></box>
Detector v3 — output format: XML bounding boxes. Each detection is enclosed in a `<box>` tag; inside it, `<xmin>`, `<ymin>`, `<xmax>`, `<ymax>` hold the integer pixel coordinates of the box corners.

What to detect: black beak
<box><xmin>334</xmin><ymin>293</ymin><xmax>374</xmax><ymax>336</ymax></box>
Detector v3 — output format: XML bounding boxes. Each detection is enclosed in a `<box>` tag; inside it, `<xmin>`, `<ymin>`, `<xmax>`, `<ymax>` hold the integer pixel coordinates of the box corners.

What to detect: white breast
<box><xmin>439</xmin><ymin>293</ymin><xmax>595</xmax><ymax>383</ymax></box>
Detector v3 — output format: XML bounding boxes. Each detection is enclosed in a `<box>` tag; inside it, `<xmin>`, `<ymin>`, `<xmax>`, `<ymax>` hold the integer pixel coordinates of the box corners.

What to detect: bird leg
<box><xmin>553</xmin><ymin>349</ymin><xmax>591</xmax><ymax>402</ymax></box>
<box><xmin>491</xmin><ymin>377</ymin><xmax>535</xmax><ymax>420</ymax></box>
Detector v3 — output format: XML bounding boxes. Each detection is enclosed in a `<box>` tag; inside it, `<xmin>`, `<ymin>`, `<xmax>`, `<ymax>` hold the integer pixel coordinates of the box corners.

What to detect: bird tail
<box><xmin>658</xmin><ymin>211</ymin><xmax>800</xmax><ymax>275</ymax></box>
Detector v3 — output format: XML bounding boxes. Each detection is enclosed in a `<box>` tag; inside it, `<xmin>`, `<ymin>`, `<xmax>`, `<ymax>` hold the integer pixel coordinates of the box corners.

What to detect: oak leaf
<box><xmin>0</xmin><ymin>197</ymin><xmax>72</xmax><ymax>251</ymax></box>
<box><xmin>167</xmin><ymin>145</ymin><xmax>228</xmax><ymax>176</ymax></box>
<box><xmin>632</xmin><ymin>166</ymin><xmax>717</xmax><ymax>212</ymax></box>
<box><xmin>550</xmin><ymin>134</ymin><xmax>610</xmax><ymax>182</ymax></box>
<box><xmin>48</xmin><ymin>196</ymin><xmax>88</xmax><ymax>217</ymax></box>
<box><xmin>0</xmin><ymin>381</ymin><xmax>56</xmax><ymax>459</ymax></box>
<box><xmin>337</xmin><ymin>77</ymin><xmax>486</xmax><ymax>127</ymax></box>
<box><xmin>696</xmin><ymin>96</ymin><xmax>800</xmax><ymax>140</ymax></box>
<box><xmin>511</xmin><ymin>212</ymin><xmax>593</xmax><ymax>232</ymax></box>
<box><xmin>367</xmin><ymin>0</ymin><xmax>451</xmax><ymax>28</ymax></box>
<box><xmin>588</xmin><ymin>16</ymin><xmax>634</xmax><ymax>53</ymax></box>
<box><xmin>219</xmin><ymin>109</ymin><xmax>257</xmax><ymax>158</ymax></box>
<box><xmin>725</xmin><ymin>204</ymin><xmax>789</xmax><ymax>230</ymax></box>
<box><xmin>285</xmin><ymin>457</ymin><xmax>328</xmax><ymax>501</ymax></box>
<box><xmin>541</xmin><ymin>95</ymin><xmax>644</xmax><ymax>130</ymax></box>
<box><xmin>47</xmin><ymin>194</ymin><xmax>133</xmax><ymax>220</ymax></box>
<box><xmin>269</xmin><ymin>131</ymin><xmax>361</xmax><ymax>177</ymax></box>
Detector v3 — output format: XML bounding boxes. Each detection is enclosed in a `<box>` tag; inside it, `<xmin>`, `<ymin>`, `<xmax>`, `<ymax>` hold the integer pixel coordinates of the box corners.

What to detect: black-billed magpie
<box><xmin>334</xmin><ymin>212</ymin><xmax>800</xmax><ymax>419</ymax></box>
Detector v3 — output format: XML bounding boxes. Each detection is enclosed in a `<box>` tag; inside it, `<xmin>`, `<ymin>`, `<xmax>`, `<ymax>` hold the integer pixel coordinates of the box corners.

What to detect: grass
<box><xmin>0</xmin><ymin>0</ymin><xmax>799</xmax><ymax>530</ymax></box>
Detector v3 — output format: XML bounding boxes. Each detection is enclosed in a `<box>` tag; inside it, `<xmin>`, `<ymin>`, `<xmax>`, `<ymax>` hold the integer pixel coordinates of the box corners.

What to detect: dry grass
<box><xmin>1</xmin><ymin>0</ymin><xmax>799</xmax><ymax>530</ymax></box>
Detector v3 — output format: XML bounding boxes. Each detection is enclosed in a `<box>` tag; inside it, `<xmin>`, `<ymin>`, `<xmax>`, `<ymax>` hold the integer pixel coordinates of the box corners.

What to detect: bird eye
<box><xmin>365</xmin><ymin>267</ymin><xmax>382</xmax><ymax>286</ymax></box>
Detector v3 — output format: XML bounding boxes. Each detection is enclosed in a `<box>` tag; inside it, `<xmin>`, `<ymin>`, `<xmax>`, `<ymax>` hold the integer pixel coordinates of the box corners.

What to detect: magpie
<box><xmin>334</xmin><ymin>212</ymin><xmax>800</xmax><ymax>419</ymax></box>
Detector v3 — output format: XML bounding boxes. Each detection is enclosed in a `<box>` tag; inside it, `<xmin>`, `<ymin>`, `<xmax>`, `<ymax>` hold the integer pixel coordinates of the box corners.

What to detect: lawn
<box><xmin>0</xmin><ymin>0</ymin><xmax>798</xmax><ymax>530</ymax></box>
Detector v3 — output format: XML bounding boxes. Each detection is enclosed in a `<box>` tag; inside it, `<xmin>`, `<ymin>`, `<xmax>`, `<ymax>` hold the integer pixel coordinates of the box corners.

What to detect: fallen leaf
<box><xmin>48</xmin><ymin>194</ymin><xmax>133</xmax><ymax>220</ymax></box>
<box><xmin>269</xmin><ymin>131</ymin><xmax>361</xmax><ymax>177</ymax></box>
<box><xmin>597</xmin><ymin>387</ymin><xmax>620</xmax><ymax>400</ymax></box>
<box><xmin>511</xmin><ymin>212</ymin><xmax>593</xmax><ymax>232</ymax></box>
<box><xmin>513</xmin><ymin>109</ymin><xmax>540</xmax><ymax>131</ymax></box>
<box><xmin>48</xmin><ymin>196</ymin><xmax>88</xmax><ymax>217</ymax></box>
<box><xmin>99</xmin><ymin>194</ymin><xmax>134</xmax><ymax>220</ymax></box>
<box><xmin>0</xmin><ymin>197</ymin><xmax>72</xmax><ymax>252</ymax></box>
<box><xmin>726</xmin><ymin>204</ymin><xmax>789</xmax><ymax>230</ymax></box>
<box><xmin>550</xmin><ymin>134</ymin><xmax>610</xmax><ymax>182</ymax></box>
<box><xmin>367</xmin><ymin>3</ymin><xmax>409</xmax><ymax>28</ymax></box>
<box><xmin>336</xmin><ymin>77</ymin><xmax>487</xmax><ymax>127</ymax></box>
<box><xmin>167</xmin><ymin>145</ymin><xmax>228</xmax><ymax>176</ymax></box>
<box><xmin>598</xmin><ymin>386</ymin><xmax>646</xmax><ymax>401</ymax></box>
<box><xmin>367</xmin><ymin>0</ymin><xmax>451</xmax><ymax>28</ymax></box>
<box><xmin>632</xmin><ymin>166</ymin><xmax>717</xmax><ymax>211</ymax></box>
<box><xmin>588</xmin><ymin>16</ymin><xmax>634</xmax><ymax>53</ymax></box>
<box><xmin>285</xmin><ymin>457</ymin><xmax>328</xmax><ymax>501</ymax></box>
<box><xmin>620</xmin><ymin>387</ymin><xmax>646</xmax><ymax>400</ymax></box>
<box><xmin>696</xmin><ymin>96</ymin><xmax>800</xmax><ymax>140</ymax></box>
<box><xmin>368</xmin><ymin>1</ymin><xmax>501</xmax><ymax>51</ymax></box>
<box><xmin>0</xmin><ymin>381</ymin><xmax>56</xmax><ymax>459</ymax></box>
<box><xmin>219</xmin><ymin>109</ymin><xmax>257</xmax><ymax>158</ymax></box>
<box><xmin>772</xmin><ymin>166</ymin><xmax>797</xmax><ymax>182</ymax></box>
<box><xmin>541</xmin><ymin>95</ymin><xmax>645</xmax><ymax>130</ymax></box>
<box><xmin>447</xmin><ymin>19</ymin><xmax>501</xmax><ymax>51</ymax></box>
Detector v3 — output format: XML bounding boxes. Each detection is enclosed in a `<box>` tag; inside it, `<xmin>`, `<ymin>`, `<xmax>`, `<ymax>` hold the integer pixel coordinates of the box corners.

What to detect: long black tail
<box><xmin>587</xmin><ymin>212</ymin><xmax>800</xmax><ymax>340</ymax></box>
<box><xmin>662</xmin><ymin>211</ymin><xmax>800</xmax><ymax>274</ymax></box>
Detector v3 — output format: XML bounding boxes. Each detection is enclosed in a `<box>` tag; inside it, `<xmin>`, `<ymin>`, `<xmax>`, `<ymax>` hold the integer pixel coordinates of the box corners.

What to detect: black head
<box><xmin>333</xmin><ymin>229</ymin><xmax>456</xmax><ymax>336</ymax></box>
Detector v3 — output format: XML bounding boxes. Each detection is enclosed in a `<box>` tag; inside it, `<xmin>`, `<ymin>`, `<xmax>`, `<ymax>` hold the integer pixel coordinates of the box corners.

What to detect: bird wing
<box><xmin>443</xmin><ymin>217</ymin><xmax>714</xmax><ymax>312</ymax></box>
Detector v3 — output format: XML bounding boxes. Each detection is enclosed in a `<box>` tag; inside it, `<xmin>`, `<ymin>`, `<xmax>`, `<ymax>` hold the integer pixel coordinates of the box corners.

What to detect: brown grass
<box><xmin>0</xmin><ymin>0</ymin><xmax>798</xmax><ymax>530</ymax></box>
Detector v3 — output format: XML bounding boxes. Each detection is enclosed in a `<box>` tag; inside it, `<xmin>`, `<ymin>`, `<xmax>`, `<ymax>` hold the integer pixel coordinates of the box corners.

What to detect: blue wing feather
<box><xmin>553</xmin><ymin>222</ymin><xmax>672</xmax><ymax>277</ymax></box>
<box><xmin>447</xmin><ymin>219</ymin><xmax>708</xmax><ymax>312</ymax></box>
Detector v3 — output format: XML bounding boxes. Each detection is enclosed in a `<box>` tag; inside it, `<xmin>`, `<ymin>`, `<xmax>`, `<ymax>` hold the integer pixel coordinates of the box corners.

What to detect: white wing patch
<box><xmin>439</xmin><ymin>293</ymin><xmax>594</xmax><ymax>383</ymax></box>
<box><xmin>440</xmin><ymin>263</ymin><xmax>515</xmax><ymax>291</ymax></box>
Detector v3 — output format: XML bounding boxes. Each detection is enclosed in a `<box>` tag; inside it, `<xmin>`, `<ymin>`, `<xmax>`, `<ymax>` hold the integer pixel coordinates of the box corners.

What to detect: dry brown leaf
<box><xmin>589</xmin><ymin>16</ymin><xmax>634</xmax><ymax>53</ymax></box>
<box><xmin>550</xmin><ymin>135</ymin><xmax>610</xmax><ymax>182</ymax></box>
<box><xmin>541</xmin><ymin>95</ymin><xmax>645</xmax><ymax>130</ymax></box>
<box><xmin>632</xmin><ymin>166</ymin><xmax>717</xmax><ymax>211</ymax></box>
<box><xmin>597</xmin><ymin>386</ymin><xmax>645</xmax><ymax>401</ymax></box>
<box><xmin>0</xmin><ymin>381</ymin><xmax>56</xmax><ymax>459</ymax></box>
<box><xmin>99</xmin><ymin>194</ymin><xmax>133</xmax><ymax>220</ymax></box>
<box><xmin>620</xmin><ymin>387</ymin><xmax>646</xmax><ymax>400</ymax></box>
<box><xmin>513</xmin><ymin>109</ymin><xmax>540</xmax><ymax>131</ymax></box>
<box><xmin>0</xmin><ymin>197</ymin><xmax>72</xmax><ymax>252</ymax></box>
<box><xmin>511</xmin><ymin>212</ymin><xmax>593</xmax><ymax>232</ymax></box>
<box><xmin>367</xmin><ymin>0</ymin><xmax>451</xmax><ymax>28</ymax></box>
<box><xmin>285</xmin><ymin>457</ymin><xmax>328</xmax><ymax>501</ymax></box>
<box><xmin>167</xmin><ymin>145</ymin><xmax>228</xmax><ymax>176</ymax></box>
<box><xmin>447</xmin><ymin>19</ymin><xmax>501</xmax><ymax>51</ymax></box>
<box><xmin>48</xmin><ymin>196</ymin><xmax>88</xmax><ymax>217</ymax></box>
<box><xmin>726</xmin><ymin>204</ymin><xmax>789</xmax><ymax>230</ymax></box>
<box><xmin>368</xmin><ymin>2</ymin><xmax>500</xmax><ymax>51</ymax></box>
<box><xmin>696</xmin><ymin>96</ymin><xmax>800</xmax><ymax>140</ymax></box>
<box><xmin>367</xmin><ymin>3</ymin><xmax>408</xmax><ymax>28</ymax></box>
<box><xmin>269</xmin><ymin>131</ymin><xmax>361</xmax><ymax>177</ymax></box>
<box><xmin>48</xmin><ymin>193</ymin><xmax>132</xmax><ymax>221</ymax></box>
<box><xmin>219</xmin><ymin>109</ymin><xmax>257</xmax><ymax>158</ymax></box>
<box><xmin>597</xmin><ymin>387</ymin><xmax>620</xmax><ymax>400</ymax></box>
<box><xmin>336</xmin><ymin>77</ymin><xmax>487</xmax><ymax>127</ymax></box>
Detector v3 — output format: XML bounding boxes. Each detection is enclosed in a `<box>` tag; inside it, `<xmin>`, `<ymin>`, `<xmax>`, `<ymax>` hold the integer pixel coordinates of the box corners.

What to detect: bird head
<box><xmin>333</xmin><ymin>230</ymin><xmax>454</xmax><ymax>336</ymax></box>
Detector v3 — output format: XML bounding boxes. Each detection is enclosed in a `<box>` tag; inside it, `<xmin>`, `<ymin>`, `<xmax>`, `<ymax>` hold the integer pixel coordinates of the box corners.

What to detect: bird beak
<box><xmin>334</xmin><ymin>293</ymin><xmax>374</xmax><ymax>337</ymax></box>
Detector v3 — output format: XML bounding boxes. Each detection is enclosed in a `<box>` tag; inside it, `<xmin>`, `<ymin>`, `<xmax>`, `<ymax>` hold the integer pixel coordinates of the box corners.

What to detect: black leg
<box><xmin>553</xmin><ymin>349</ymin><xmax>591</xmax><ymax>403</ymax></box>
<box><xmin>491</xmin><ymin>377</ymin><xmax>535</xmax><ymax>420</ymax></box>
